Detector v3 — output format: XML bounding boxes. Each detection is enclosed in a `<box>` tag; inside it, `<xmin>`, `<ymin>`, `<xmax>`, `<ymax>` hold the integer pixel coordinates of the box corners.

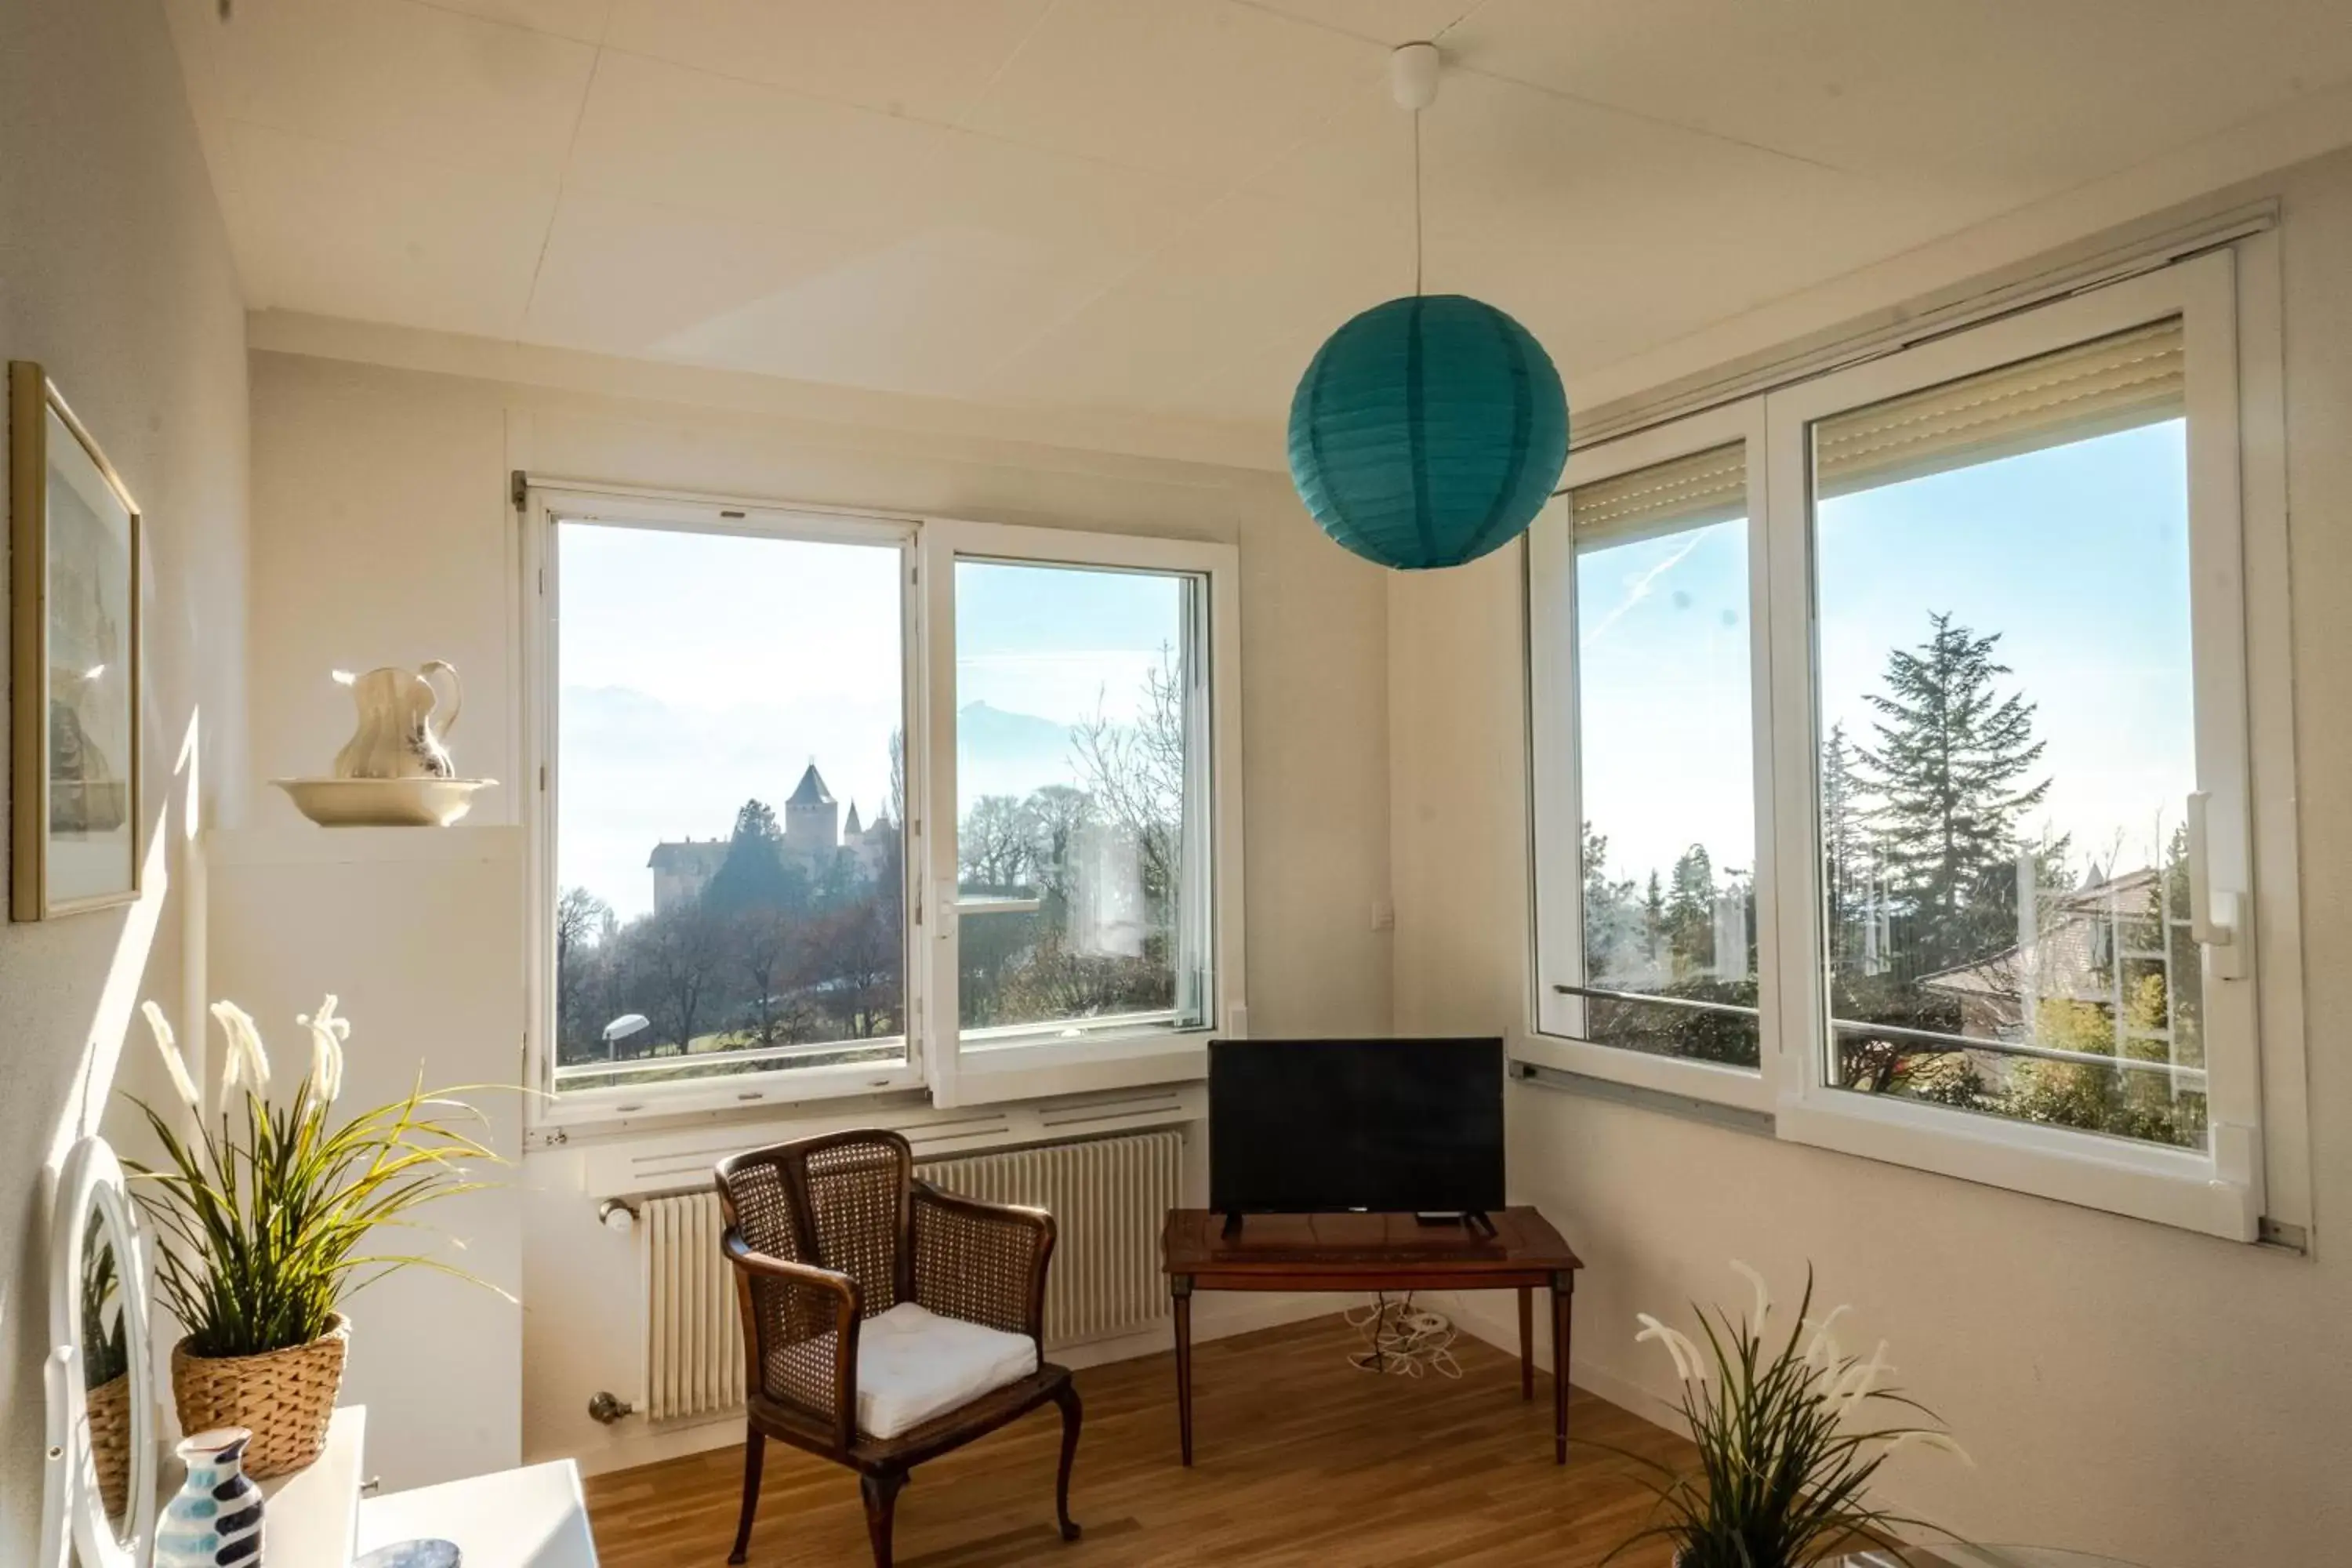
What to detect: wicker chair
<box><xmin>714</xmin><ymin>1130</ymin><xmax>1082</xmax><ymax>1568</ymax></box>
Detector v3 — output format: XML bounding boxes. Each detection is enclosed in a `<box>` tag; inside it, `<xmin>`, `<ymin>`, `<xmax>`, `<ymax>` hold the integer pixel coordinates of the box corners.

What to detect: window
<box><xmin>524</xmin><ymin>497</ymin><xmax>1243</xmax><ymax>1125</ymax></box>
<box><xmin>922</xmin><ymin>522</ymin><xmax>1242</xmax><ymax>1107</ymax></box>
<box><xmin>1530</xmin><ymin>247</ymin><xmax>2302</xmax><ymax>1239</ymax></box>
<box><xmin>950</xmin><ymin>560</ymin><xmax>1213</xmax><ymax>1047</ymax></box>
<box><xmin>1559</xmin><ymin>441</ymin><xmax>1762</xmax><ymax>1068</ymax></box>
<box><xmin>539</xmin><ymin>507</ymin><xmax>916</xmax><ymax>1114</ymax></box>
<box><xmin>1807</xmin><ymin>322</ymin><xmax>2203</xmax><ymax>1150</ymax></box>
<box><xmin>1533</xmin><ymin>407</ymin><xmax>1776</xmax><ymax>1111</ymax></box>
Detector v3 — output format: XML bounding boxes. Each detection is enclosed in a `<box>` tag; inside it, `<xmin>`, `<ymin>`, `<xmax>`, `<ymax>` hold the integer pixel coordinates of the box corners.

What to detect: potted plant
<box><xmin>126</xmin><ymin>996</ymin><xmax>503</xmax><ymax>1479</ymax></box>
<box><xmin>80</xmin><ymin>1224</ymin><xmax>133</xmax><ymax>1520</ymax></box>
<box><xmin>1608</xmin><ymin>1262</ymin><xmax>1969</xmax><ymax>1568</ymax></box>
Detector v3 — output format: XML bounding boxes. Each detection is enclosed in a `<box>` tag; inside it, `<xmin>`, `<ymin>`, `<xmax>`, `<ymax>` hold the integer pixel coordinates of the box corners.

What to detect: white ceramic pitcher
<box><xmin>333</xmin><ymin>661</ymin><xmax>462</xmax><ymax>781</ymax></box>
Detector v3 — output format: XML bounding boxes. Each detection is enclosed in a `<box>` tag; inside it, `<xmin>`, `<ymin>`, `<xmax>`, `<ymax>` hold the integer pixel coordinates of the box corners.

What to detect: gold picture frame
<box><xmin>11</xmin><ymin>361</ymin><xmax>142</xmax><ymax>920</ymax></box>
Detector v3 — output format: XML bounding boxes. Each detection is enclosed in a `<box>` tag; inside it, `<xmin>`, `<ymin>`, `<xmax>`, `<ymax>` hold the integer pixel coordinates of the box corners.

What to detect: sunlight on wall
<box><xmin>45</xmin><ymin>706</ymin><xmax>202</xmax><ymax>1172</ymax></box>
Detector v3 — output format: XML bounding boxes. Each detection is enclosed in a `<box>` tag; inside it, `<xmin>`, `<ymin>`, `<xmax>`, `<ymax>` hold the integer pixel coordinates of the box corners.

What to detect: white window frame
<box><xmin>1527</xmin><ymin>399</ymin><xmax>1778</xmax><ymax>1114</ymax></box>
<box><xmin>1524</xmin><ymin>243</ymin><xmax>2309</xmax><ymax>1242</ymax></box>
<box><xmin>521</xmin><ymin>485</ymin><xmax>927</xmax><ymax>1131</ymax></box>
<box><xmin>920</xmin><ymin>519</ymin><xmax>1246</xmax><ymax>1109</ymax></box>
<box><xmin>520</xmin><ymin>492</ymin><xmax>1247</xmax><ymax>1131</ymax></box>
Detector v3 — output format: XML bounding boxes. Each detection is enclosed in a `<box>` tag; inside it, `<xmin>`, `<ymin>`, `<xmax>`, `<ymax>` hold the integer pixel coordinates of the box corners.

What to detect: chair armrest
<box><xmin>909</xmin><ymin>1182</ymin><xmax>1056</xmax><ymax>1346</ymax></box>
<box><xmin>723</xmin><ymin>1232</ymin><xmax>862</xmax><ymax>1448</ymax></box>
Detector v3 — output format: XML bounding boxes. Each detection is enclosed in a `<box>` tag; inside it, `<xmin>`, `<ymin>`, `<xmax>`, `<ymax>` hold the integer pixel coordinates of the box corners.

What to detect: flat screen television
<box><xmin>1208</xmin><ymin>1037</ymin><xmax>1504</xmax><ymax>1218</ymax></box>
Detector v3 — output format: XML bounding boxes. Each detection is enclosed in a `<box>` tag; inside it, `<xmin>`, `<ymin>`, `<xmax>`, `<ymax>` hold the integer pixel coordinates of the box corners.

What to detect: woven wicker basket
<box><xmin>170</xmin><ymin>1315</ymin><xmax>350</xmax><ymax>1480</ymax></box>
<box><xmin>85</xmin><ymin>1370</ymin><xmax>132</xmax><ymax>1522</ymax></box>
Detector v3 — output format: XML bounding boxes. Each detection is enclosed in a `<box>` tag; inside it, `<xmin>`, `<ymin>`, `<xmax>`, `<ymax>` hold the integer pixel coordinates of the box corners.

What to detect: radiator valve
<box><xmin>587</xmin><ymin>1392</ymin><xmax>637</xmax><ymax>1425</ymax></box>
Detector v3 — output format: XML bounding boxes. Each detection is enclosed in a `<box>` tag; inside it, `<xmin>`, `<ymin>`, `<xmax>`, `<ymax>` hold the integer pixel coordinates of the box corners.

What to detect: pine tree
<box><xmin>1580</xmin><ymin>822</ymin><xmax>1639</xmax><ymax>978</ymax></box>
<box><xmin>1664</xmin><ymin>844</ymin><xmax>1715</xmax><ymax>978</ymax></box>
<box><xmin>1859</xmin><ymin>613</ymin><xmax>2051</xmax><ymax>971</ymax></box>
<box><xmin>705</xmin><ymin>798</ymin><xmax>797</xmax><ymax>913</ymax></box>
<box><xmin>1820</xmin><ymin>723</ymin><xmax>1870</xmax><ymax>971</ymax></box>
<box><xmin>1642</xmin><ymin>872</ymin><xmax>1666</xmax><ymax>972</ymax></box>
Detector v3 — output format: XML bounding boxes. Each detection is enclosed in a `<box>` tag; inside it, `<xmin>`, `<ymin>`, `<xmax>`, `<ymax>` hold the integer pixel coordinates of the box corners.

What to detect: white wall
<box><xmin>1388</xmin><ymin>149</ymin><xmax>2352</xmax><ymax>1567</ymax></box>
<box><xmin>0</xmin><ymin>0</ymin><xmax>250</xmax><ymax>1559</ymax></box>
<box><xmin>241</xmin><ymin>336</ymin><xmax>1395</xmax><ymax>1469</ymax></box>
<box><xmin>205</xmin><ymin>828</ymin><xmax>524</xmax><ymax>1492</ymax></box>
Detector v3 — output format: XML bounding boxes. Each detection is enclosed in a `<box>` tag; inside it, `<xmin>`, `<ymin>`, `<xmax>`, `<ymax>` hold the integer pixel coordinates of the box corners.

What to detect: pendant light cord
<box><xmin>1412</xmin><ymin>107</ymin><xmax>1425</xmax><ymax>296</ymax></box>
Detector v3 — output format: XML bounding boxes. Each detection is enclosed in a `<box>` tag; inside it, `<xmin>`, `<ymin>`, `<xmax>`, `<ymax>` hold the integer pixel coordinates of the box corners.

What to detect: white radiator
<box><xmin>641</xmin><ymin>1185</ymin><xmax>748</xmax><ymax>1425</ymax></box>
<box><xmin>637</xmin><ymin>1130</ymin><xmax>1183</xmax><ymax>1423</ymax></box>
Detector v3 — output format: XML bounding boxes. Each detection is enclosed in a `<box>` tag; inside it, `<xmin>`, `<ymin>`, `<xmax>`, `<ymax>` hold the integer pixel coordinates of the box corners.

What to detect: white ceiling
<box><xmin>167</xmin><ymin>0</ymin><xmax>2352</xmax><ymax>437</ymax></box>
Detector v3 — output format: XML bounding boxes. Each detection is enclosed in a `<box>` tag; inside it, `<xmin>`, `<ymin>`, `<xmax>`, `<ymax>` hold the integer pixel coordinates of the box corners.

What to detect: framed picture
<box><xmin>10</xmin><ymin>361</ymin><xmax>141</xmax><ymax>920</ymax></box>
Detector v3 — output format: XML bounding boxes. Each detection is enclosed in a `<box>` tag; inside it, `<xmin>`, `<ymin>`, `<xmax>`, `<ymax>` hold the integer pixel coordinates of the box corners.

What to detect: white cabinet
<box><xmin>357</xmin><ymin>1462</ymin><xmax>597</xmax><ymax>1568</ymax></box>
<box><xmin>257</xmin><ymin>1406</ymin><xmax>597</xmax><ymax>1568</ymax></box>
<box><xmin>206</xmin><ymin>827</ymin><xmax>525</xmax><ymax>1492</ymax></box>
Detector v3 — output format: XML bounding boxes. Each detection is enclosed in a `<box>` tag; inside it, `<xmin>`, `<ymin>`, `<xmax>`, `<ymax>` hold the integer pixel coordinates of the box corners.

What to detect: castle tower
<box><xmin>782</xmin><ymin>761</ymin><xmax>838</xmax><ymax>864</ymax></box>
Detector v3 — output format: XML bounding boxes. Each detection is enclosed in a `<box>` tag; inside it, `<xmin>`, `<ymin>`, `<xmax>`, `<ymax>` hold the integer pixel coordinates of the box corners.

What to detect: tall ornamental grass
<box><xmin>1607</xmin><ymin>1263</ymin><xmax>1969</xmax><ymax>1568</ymax></box>
<box><xmin>125</xmin><ymin>997</ymin><xmax>506</xmax><ymax>1359</ymax></box>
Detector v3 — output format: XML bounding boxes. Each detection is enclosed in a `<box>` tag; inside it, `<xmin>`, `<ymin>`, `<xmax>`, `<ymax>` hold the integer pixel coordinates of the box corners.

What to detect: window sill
<box><xmin>1512</xmin><ymin>1029</ymin><xmax>1772</xmax><ymax>1113</ymax></box>
<box><xmin>550</xmin><ymin>1080</ymin><xmax>1206</xmax><ymax>1199</ymax></box>
<box><xmin>943</xmin><ymin>1029</ymin><xmax>1212</xmax><ymax>1107</ymax></box>
<box><xmin>531</xmin><ymin>1054</ymin><xmax>924</xmax><ymax>1137</ymax></box>
<box><xmin>1775</xmin><ymin>1090</ymin><xmax>2259</xmax><ymax>1242</ymax></box>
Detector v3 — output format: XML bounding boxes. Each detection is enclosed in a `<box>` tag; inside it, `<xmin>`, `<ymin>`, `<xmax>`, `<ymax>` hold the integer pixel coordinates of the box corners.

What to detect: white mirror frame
<box><xmin>42</xmin><ymin>1134</ymin><xmax>157</xmax><ymax>1568</ymax></box>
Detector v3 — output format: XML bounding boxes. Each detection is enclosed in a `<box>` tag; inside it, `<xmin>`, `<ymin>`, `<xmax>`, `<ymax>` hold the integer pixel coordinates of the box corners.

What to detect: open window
<box><xmin>522</xmin><ymin>497</ymin><xmax>1244</xmax><ymax>1128</ymax></box>
<box><xmin>921</xmin><ymin>521</ymin><xmax>1244</xmax><ymax>1107</ymax></box>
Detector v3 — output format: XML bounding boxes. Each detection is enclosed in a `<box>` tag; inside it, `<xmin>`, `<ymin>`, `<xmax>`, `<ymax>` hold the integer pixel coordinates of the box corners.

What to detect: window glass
<box><xmin>1810</xmin><ymin>321</ymin><xmax>2204</xmax><ymax>1148</ymax></box>
<box><xmin>953</xmin><ymin>560</ymin><xmax>1209</xmax><ymax>1044</ymax></box>
<box><xmin>1568</xmin><ymin>442</ymin><xmax>1761</xmax><ymax>1066</ymax></box>
<box><xmin>551</xmin><ymin>522</ymin><xmax>907</xmax><ymax>1091</ymax></box>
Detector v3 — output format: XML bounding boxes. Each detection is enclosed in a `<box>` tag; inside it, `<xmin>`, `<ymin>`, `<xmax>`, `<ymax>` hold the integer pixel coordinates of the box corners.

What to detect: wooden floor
<box><xmin>584</xmin><ymin>1313</ymin><xmax>1693</xmax><ymax>1568</ymax></box>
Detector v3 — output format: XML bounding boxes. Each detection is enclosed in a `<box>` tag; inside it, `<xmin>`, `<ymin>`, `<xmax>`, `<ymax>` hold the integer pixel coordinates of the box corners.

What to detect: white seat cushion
<box><xmin>848</xmin><ymin>1303</ymin><xmax>1039</xmax><ymax>1439</ymax></box>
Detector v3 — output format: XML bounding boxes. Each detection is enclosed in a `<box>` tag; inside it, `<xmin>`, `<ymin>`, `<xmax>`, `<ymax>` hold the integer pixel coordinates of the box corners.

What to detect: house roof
<box><xmin>648</xmin><ymin>839</ymin><xmax>728</xmax><ymax>871</ymax></box>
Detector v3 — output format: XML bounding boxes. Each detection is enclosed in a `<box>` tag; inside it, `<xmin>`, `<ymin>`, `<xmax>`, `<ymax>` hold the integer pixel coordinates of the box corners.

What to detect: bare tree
<box><xmin>636</xmin><ymin>903</ymin><xmax>725</xmax><ymax>1052</ymax></box>
<box><xmin>735</xmin><ymin>905</ymin><xmax>800</xmax><ymax>1047</ymax></box>
<box><xmin>554</xmin><ymin>886</ymin><xmax>611</xmax><ymax>1051</ymax></box>
<box><xmin>808</xmin><ymin>896</ymin><xmax>902</xmax><ymax>1040</ymax></box>
<box><xmin>959</xmin><ymin>793</ymin><xmax>1033</xmax><ymax>891</ymax></box>
<box><xmin>1071</xmin><ymin>644</ymin><xmax>1185</xmax><ymax>898</ymax></box>
<box><xmin>887</xmin><ymin>728</ymin><xmax>906</xmax><ymax>833</ymax></box>
<box><xmin>1020</xmin><ymin>784</ymin><xmax>1095</xmax><ymax>902</ymax></box>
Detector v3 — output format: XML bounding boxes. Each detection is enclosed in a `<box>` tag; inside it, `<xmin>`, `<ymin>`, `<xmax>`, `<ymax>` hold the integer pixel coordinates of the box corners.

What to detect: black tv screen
<box><xmin>1208</xmin><ymin>1038</ymin><xmax>1504</xmax><ymax>1214</ymax></box>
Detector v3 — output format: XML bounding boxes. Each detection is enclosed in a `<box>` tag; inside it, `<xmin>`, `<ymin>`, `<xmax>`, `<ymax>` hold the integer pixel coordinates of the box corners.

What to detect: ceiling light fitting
<box><xmin>1283</xmin><ymin>42</ymin><xmax>1572</xmax><ymax>574</ymax></box>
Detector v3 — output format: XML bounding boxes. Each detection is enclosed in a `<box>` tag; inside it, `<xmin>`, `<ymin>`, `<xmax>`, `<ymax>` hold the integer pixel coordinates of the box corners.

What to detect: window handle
<box><xmin>2185</xmin><ymin>792</ymin><xmax>2248</xmax><ymax>981</ymax></box>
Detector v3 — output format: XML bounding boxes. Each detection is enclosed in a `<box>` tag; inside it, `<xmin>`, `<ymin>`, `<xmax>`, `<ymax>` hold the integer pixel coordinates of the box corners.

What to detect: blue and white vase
<box><xmin>157</xmin><ymin>1428</ymin><xmax>265</xmax><ymax>1567</ymax></box>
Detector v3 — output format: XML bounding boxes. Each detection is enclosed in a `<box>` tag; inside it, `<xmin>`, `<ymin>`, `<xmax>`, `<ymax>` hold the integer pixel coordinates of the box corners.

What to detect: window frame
<box><xmin>1523</xmin><ymin>244</ymin><xmax>2307</xmax><ymax>1242</ymax></box>
<box><xmin>521</xmin><ymin>485</ymin><xmax>928</xmax><ymax>1131</ymax></box>
<box><xmin>919</xmin><ymin>518</ymin><xmax>1246</xmax><ymax>1109</ymax></box>
<box><xmin>1526</xmin><ymin>398</ymin><xmax>1780</xmax><ymax>1113</ymax></box>
<box><xmin>520</xmin><ymin>492</ymin><xmax>1246</xmax><ymax>1132</ymax></box>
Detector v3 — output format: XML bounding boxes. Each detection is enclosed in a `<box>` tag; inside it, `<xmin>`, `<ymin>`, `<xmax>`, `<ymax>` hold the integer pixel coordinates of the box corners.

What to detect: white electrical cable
<box><xmin>1344</xmin><ymin>1292</ymin><xmax>1462</xmax><ymax>1379</ymax></box>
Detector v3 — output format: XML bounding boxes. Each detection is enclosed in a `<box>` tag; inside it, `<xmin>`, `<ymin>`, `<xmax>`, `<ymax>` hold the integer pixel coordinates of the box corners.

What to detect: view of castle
<box><xmin>645</xmin><ymin>764</ymin><xmax>898</xmax><ymax>916</ymax></box>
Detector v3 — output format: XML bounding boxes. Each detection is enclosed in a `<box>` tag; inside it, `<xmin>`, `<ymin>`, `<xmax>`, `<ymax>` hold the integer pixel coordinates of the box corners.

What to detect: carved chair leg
<box><xmin>1052</xmin><ymin>1381</ymin><xmax>1083</xmax><ymax>1541</ymax></box>
<box><xmin>861</xmin><ymin>1469</ymin><xmax>907</xmax><ymax>1568</ymax></box>
<box><xmin>728</xmin><ymin>1425</ymin><xmax>764</xmax><ymax>1565</ymax></box>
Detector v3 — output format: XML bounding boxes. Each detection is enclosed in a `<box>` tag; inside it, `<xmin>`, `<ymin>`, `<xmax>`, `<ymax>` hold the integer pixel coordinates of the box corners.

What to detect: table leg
<box><xmin>1551</xmin><ymin>1272</ymin><xmax>1574</xmax><ymax>1465</ymax></box>
<box><xmin>1172</xmin><ymin>1276</ymin><xmax>1195</xmax><ymax>1466</ymax></box>
<box><xmin>1517</xmin><ymin>1286</ymin><xmax>1534</xmax><ymax>1401</ymax></box>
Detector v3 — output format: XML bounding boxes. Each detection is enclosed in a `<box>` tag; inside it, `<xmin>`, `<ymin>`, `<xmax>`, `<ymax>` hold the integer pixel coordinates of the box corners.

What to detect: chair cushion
<box><xmin>850</xmin><ymin>1303</ymin><xmax>1039</xmax><ymax>1439</ymax></box>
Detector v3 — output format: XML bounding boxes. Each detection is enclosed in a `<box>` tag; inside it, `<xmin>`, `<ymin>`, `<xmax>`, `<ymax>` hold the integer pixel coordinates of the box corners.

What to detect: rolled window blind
<box><xmin>1569</xmin><ymin>441</ymin><xmax>1745</xmax><ymax>546</ymax></box>
<box><xmin>1815</xmin><ymin>317</ymin><xmax>2183</xmax><ymax>500</ymax></box>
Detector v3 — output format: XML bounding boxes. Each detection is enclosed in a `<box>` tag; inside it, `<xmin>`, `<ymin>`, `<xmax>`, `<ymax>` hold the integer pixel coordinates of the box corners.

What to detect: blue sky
<box><xmin>557</xmin><ymin>530</ymin><xmax>1181</xmax><ymax>918</ymax></box>
<box><xmin>1575</xmin><ymin>419</ymin><xmax>2195</xmax><ymax>895</ymax></box>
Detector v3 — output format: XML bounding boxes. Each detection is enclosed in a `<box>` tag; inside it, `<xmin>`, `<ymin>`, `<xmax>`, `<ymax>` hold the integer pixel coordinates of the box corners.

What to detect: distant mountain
<box><xmin>956</xmin><ymin>701</ymin><xmax>1080</xmax><ymax>800</ymax></box>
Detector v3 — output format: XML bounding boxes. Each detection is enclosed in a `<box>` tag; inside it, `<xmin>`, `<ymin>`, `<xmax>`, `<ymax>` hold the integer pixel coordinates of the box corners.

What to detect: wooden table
<box><xmin>1161</xmin><ymin>1207</ymin><xmax>1584</xmax><ymax>1464</ymax></box>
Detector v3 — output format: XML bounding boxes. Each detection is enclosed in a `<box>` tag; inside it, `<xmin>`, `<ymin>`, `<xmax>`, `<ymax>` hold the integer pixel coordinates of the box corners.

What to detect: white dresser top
<box><xmin>356</xmin><ymin>1459</ymin><xmax>597</xmax><ymax>1568</ymax></box>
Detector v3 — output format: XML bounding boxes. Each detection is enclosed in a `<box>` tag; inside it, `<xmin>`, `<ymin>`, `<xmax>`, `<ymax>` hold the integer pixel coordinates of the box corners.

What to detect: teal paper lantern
<box><xmin>1288</xmin><ymin>294</ymin><xmax>1569</xmax><ymax>571</ymax></box>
